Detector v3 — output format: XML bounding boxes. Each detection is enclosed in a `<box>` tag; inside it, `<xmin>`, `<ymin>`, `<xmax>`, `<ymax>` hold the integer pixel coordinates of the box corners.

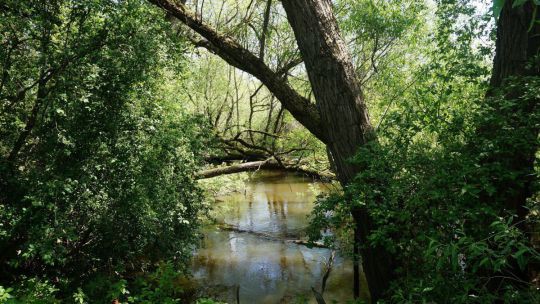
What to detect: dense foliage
<box><xmin>0</xmin><ymin>0</ymin><xmax>209</xmax><ymax>302</ymax></box>
<box><xmin>345</xmin><ymin>80</ymin><xmax>539</xmax><ymax>303</ymax></box>
<box><xmin>309</xmin><ymin>1</ymin><xmax>539</xmax><ymax>303</ymax></box>
<box><xmin>0</xmin><ymin>0</ymin><xmax>538</xmax><ymax>303</ymax></box>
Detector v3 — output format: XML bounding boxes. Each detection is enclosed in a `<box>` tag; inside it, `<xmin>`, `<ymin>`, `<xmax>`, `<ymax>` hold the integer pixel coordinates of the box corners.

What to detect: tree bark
<box><xmin>280</xmin><ymin>0</ymin><xmax>372</xmax><ymax>184</ymax></box>
<box><xmin>488</xmin><ymin>2</ymin><xmax>539</xmax><ymax>228</ymax></box>
<box><xmin>487</xmin><ymin>1</ymin><xmax>539</xmax><ymax>285</ymax></box>
<box><xmin>281</xmin><ymin>0</ymin><xmax>394</xmax><ymax>301</ymax></box>
<box><xmin>490</xmin><ymin>2</ymin><xmax>540</xmax><ymax>88</ymax></box>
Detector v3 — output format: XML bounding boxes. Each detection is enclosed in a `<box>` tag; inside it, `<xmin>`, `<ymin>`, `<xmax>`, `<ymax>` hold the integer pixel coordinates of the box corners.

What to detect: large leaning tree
<box><xmin>148</xmin><ymin>0</ymin><xmax>391</xmax><ymax>299</ymax></box>
<box><xmin>489</xmin><ymin>0</ymin><xmax>539</xmax><ymax>220</ymax></box>
<box><xmin>148</xmin><ymin>0</ymin><xmax>539</xmax><ymax>301</ymax></box>
<box><xmin>484</xmin><ymin>0</ymin><xmax>540</xmax><ymax>287</ymax></box>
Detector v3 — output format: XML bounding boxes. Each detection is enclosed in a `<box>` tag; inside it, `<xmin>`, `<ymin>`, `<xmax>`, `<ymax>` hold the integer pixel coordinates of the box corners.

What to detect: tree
<box><xmin>148</xmin><ymin>0</ymin><xmax>394</xmax><ymax>300</ymax></box>
<box><xmin>488</xmin><ymin>0</ymin><xmax>539</xmax><ymax>222</ymax></box>
<box><xmin>148</xmin><ymin>0</ymin><xmax>538</xmax><ymax>301</ymax></box>
<box><xmin>280</xmin><ymin>1</ymin><xmax>395</xmax><ymax>299</ymax></box>
<box><xmin>481</xmin><ymin>0</ymin><xmax>540</xmax><ymax>285</ymax></box>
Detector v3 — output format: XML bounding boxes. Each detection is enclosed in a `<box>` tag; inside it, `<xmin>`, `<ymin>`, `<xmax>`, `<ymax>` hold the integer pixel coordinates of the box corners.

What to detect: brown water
<box><xmin>192</xmin><ymin>171</ymin><xmax>358</xmax><ymax>303</ymax></box>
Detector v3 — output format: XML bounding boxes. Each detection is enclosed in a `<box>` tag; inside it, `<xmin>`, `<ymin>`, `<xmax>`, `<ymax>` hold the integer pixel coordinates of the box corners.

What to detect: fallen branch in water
<box><xmin>196</xmin><ymin>159</ymin><xmax>335</xmax><ymax>181</ymax></box>
<box><xmin>321</xmin><ymin>250</ymin><xmax>336</xmax><ymax>294</ymax></box>
<box><xmin>312</xmin><ymin>287</ymin><xmax>326</xmax><ymax>304</ymax></box>
<box><xmin>216</xmin><ymin>223</ymin><xmax>328</xmax><ymax>248</ymax></box>
<box><xmin>289</xmin><ymin>239</ymin><xmax>328</xmax><ymax>248</ymax></box>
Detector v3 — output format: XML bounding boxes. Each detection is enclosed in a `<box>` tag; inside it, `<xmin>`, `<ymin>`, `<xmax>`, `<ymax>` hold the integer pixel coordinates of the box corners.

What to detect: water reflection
<box><xmin>193</xmin><ymin>171</ymin><xmax>355</xmax><ymax>304</ymax></box>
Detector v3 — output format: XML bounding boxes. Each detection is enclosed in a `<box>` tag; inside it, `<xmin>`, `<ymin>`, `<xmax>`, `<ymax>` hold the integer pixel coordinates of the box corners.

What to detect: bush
<box><xmin>309</xmin><ymin>76</ymin><xmax>540</xmax><ymax>303</ymax></box>
<box><xmin>0</xmin><ymin>0</ymin><xmax>210</xmax><ymax>300</ymax></box>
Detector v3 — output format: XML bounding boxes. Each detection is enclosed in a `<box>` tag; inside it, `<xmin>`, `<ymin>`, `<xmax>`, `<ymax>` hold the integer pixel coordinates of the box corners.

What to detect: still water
<box><xmin>192</xmin><ymin>171</ymin><xmax>358</xmax><ymax>303</ymax></box>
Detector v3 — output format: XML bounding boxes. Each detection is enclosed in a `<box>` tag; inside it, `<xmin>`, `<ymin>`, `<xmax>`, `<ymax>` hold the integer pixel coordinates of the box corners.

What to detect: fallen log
<box><xmin>290</xmin><ymin>239</ymin><xmax>328</xmax><ymax>248</ymax></box>
<box><xmin>311</xmin><ymin>287</ymin><xmax>326</xmax><ymax>304</ymax></box>
<box><xmin>196</xmin><ymin>159</ymin><xmax>335</xmax><ymax>181</ymax></box>
<box><xmin>197</xmin><ymin>160</ymin><xmax>280</xmax><ymax>179</ymax></box>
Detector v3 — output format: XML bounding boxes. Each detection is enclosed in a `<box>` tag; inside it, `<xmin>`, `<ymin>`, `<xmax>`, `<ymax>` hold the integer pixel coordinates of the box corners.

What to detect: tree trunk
<box><xmin>281</xmin><ymin>0</ymin><xmax>372</xmax><ymax>184</ymax></box>
<box><xmin>490</xmin><ymin>2</ymin><xmax>540</xmax><ymax>88</ymax></box>
<box><xmin>148</xmin><ymin>0</ymin><xmax>395</xmax><ymax>300</ymax></box>
<box><xmin>7</xmin><ymin>77</ymin><xmax>46</xmax><ymax>162</ymax></box>
<box><xmin>489</xmin><ymin>1</ymin><xmax>539</xmax><ymax>232</ymax></box>
<box><xmin>281</xmin><ymin>0</ymin><xmax>394</xmax><ymax>300</ymax></box>
<box><xmin>487</xmin><ymin>1</ymin><xmax>539</xmax><ymax>285</ymax></box>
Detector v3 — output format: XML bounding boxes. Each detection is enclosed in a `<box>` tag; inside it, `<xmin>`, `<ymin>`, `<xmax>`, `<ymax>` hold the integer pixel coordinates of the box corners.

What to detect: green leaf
<box><xmin>422</xmin><ymin>287</ymin><xmax>434</xmax><ymax>292</ymax></box>
<box><xmin>512</xmin><ymin>247</ymin><xmax>530</xmax><ymax>270</ymax></box>
<box><xmin>493</xmin><ymin>0</ymin><xmax>506</xmax><ymax>19</ymax></box>
<box><xmin>451</xmin><ymin>245</ymin><xmax>458</xmax><ymax>272</ymax></box>
<box><xmin>479</xmin><ymin>257</ymin><xmax>491</xmax><ymax>268</ymax></box>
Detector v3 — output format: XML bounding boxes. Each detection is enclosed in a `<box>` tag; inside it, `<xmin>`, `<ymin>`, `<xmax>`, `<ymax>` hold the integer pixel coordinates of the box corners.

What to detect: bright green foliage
<box><xmin>309</xmin><ymin>1</ymin><xmax>539</xmax><ymax>303</ymax></box>
<box><xmin>311</xmin><ymin>78</ymin><xmax>540</xmax><ymax>304</ymax></box>
<box><xmin>84</xmin><ymin>262</ymin><xmax>192</xmax><ymax>303</ymax></box>
<box><xmin>0</xmin><ymin>0</ymin><xmax>209</xmax><ymax>301</ymax></box>
<box><xmin>0</xmin><ymin>263</ymin><xmax>198</xmax><ymax>303</ymax></box>
<box><xmin>358</xmin><ymin>79</ymin><xmax>538</xmax><ymax>303</ymax></box>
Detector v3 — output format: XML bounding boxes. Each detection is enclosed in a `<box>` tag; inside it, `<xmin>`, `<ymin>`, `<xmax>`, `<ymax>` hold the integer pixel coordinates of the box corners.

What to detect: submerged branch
<box><xmin>216</xmin><ymin>223</ymin><xmax>328</xmax><ymax>248</ymax></box>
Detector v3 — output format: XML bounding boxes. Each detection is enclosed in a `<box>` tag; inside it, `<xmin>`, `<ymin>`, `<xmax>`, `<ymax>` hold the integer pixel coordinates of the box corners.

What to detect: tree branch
<box><xmin>148</xmin><ymin>0</ymin><xmax>326</xmax><ymax>142</ymax></box>
<box><xmin>259</xmin><ymin>0</ymin><xmax>272</xmax><ymax>59</ymax></box>
<box><xmin>196</xmin><ymin>158</ymin><xmax>335</xmax><ymax>180</ymax></box>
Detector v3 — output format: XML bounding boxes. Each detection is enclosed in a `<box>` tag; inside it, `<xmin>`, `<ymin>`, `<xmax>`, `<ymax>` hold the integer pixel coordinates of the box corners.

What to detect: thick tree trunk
<box><xmin>148</xmin><ymin>0</ymin><xmax>395</xmax><ymax>300</ymax></box>
<box><xmin>489</xmin><ymin>2</ymin><xmax>539</xmax><ymax>229</ymax></box>
<box><xmin>487</xmin><ymin>1</ymin><xmax>539</xmax><ymax>285</ymax></box>
<box><xmin>490</xmin><ymin>2</ymin><xmax>540</xmax><ymax>88</ymax></box>
<box><xmin>281</xmin><ymin>0</ymin><xmax>394</xmax><ymax>301</ymax></box>
<box><xmin>281</xmin><ymin>0</ymin><xmax>373</xmax><ymax>184</ymax></box>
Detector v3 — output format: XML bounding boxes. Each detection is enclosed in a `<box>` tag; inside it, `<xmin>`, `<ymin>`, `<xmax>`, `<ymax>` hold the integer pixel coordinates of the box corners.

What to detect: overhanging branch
<box><xmin>148</xmin><ymin>0</ymin><xmax>327</xmax><ymax>143</ymax></box>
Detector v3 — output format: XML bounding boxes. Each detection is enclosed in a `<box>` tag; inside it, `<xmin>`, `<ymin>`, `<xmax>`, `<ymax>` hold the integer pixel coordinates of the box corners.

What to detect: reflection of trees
<box><xmin>197</xmin><ymin>175</ymin><xmax>347</xmax><ymax>299</ymax></box>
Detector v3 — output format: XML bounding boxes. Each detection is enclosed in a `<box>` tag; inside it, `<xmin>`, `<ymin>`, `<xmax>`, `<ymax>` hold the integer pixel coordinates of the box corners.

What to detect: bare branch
<box><xmin>259</xmin><ymin>0</ymin><xmax>272</xmax><ymax>59</ymax></box>
<box><xmin>148</xmin><ymin>0</ymin><xmax>326</xmax><ymax>142</ymax></box>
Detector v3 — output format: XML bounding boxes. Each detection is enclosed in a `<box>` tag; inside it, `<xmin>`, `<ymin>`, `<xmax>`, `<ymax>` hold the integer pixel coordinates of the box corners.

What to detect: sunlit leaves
<box><xmin>493</xmin><ymin>0</ymin><xmax>506</xmax><ymax>18</ymax></box>
<box><xmin>0</xmin><ymin>0</ymin><xmax>209</xmax><ymax>301</ymax></box>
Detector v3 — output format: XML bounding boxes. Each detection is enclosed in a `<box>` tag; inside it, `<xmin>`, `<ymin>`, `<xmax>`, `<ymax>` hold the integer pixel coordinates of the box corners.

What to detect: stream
<box><xmin>192</xmin><ymin>170</ymin><xmax>362</xmax><ymax>303</ymax></box>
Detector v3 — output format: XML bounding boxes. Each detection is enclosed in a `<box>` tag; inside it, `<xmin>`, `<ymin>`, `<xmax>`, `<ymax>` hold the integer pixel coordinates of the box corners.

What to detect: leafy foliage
<box><xmin>309</xmin><ymin>1</ymin><xmax>539</xmax><ymax>302</ymax></box>
<box><xmin>0</xmin><ymin>0</ymin><xmax>210</xmax><ymax>301</ymax></box>
<box><xmin>1</xmin><ymin>0</ymin><xmax>538</xmax><ymax>303</ymax></box>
